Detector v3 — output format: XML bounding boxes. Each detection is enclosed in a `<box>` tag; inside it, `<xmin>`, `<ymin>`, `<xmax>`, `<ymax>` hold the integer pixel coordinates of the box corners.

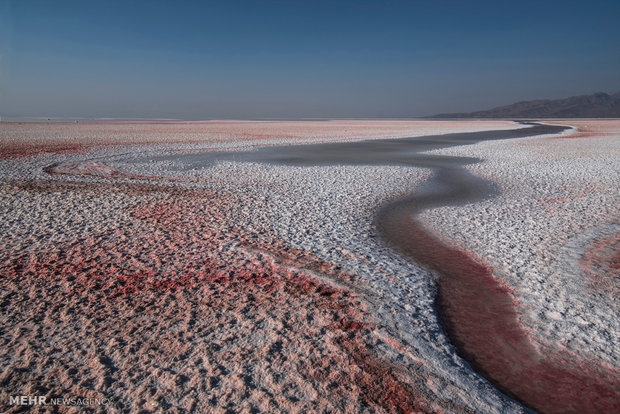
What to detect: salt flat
<box><xmin>0</xmin><ymin>119</ymin><xmax>617</xmax><ymax>413</ymax></box>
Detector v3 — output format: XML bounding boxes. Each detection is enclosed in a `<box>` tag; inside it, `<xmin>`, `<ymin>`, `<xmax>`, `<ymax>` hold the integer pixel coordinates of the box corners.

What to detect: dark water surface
<box><xmin>156</xmin><ymin>122</ymin><xmax>562</xmax><ymax>171</ymax></box>
<box><xmin>156</xmin><ymin>122</ymin><xmax>620</xmax><ymax>412</ymax></box>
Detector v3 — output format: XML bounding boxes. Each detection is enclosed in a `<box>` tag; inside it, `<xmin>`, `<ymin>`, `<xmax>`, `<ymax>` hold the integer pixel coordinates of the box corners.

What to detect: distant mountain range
<box><xmin>429</xmin><ymin>92</ymin><xmax>620</xmax><ymax>118</ymax></box>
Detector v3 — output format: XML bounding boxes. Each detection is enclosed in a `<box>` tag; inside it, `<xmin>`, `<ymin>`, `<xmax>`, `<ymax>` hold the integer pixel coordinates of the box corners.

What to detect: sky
<box><xmin>1</xmin><ymin>0</ymin><xmax>619</xmax><ymax>119</ymax></box>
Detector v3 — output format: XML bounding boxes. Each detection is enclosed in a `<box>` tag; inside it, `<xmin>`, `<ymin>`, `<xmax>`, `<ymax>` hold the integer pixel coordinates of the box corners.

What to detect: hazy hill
<box><xmin>430</xmin><ymin>92</ymin><xmax>620</xmax><ymax>118</ymax></box>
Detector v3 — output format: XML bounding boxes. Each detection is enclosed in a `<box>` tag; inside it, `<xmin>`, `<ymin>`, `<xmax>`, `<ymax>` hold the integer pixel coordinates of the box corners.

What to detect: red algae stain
<box><xmin>543</xmin><ymin>120</ymin><xmax>620</xmax><ymax>140</ymax></box>
<box><xmin>0</xmin><ymin>180</ymin><xmax>433</xmax><ymax>413</ymax></box>
<box><xmin>382</xmin><ymin>209</ymin><xmax>620</xmax><ymax>413</ymax></box>
<box><xmin>548</xmin><ymin>130</ymin><xmax>613</xmax><ymax>140</ymax></box>
<box><xmin>238</xmin><ymin>237</ymin><xmax>357</xmax><ymax>286</ymax></box>
<box><xmin>537</xmin><ymin>186</ymin><xmax>602</xmax><ymax>214</ymax></box>
<box><xmin>579</xmin><ymin>231</ymin><xmax>620</xmax><ymax>297</ymax></box>
<box><xmin>335</xmin><ymin>332</ymin><xmax>430</xmax><ymax>414</ymax></box>
<box><xmin>0</xmin><ymin>144</ymin><xmax>88</xmax><ymax>159</ymax></box>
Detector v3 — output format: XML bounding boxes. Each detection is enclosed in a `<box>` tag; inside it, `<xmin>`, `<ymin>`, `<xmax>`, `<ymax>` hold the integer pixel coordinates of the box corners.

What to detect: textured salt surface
<box><xmin>1</xmin><ymin>120</ymin><xmax>616</xmax><ymax>413</ymax></box>
<box><xmin>0</xmin><ymin>180</ymin><xmax>440</xmax><ymax>412</ymax></box>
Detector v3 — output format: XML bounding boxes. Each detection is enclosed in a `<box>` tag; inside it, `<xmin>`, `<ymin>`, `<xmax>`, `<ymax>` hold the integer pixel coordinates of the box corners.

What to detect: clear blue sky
<box><xmin>1</xmin><ymin>0</ymin><xmax>619</xmax><ymax>119</ymax></box>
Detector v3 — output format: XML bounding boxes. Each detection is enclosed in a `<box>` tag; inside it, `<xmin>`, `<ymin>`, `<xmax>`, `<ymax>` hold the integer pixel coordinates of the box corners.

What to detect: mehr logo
<box><xmin>9</xmin><ymin>395</ymin><xmax>47</xmax><ymax>405</ymax></box>
<box><xmin>9</xmin><ymin>395</ymin><xmax>110</xmax><ymax>406</ymax></box>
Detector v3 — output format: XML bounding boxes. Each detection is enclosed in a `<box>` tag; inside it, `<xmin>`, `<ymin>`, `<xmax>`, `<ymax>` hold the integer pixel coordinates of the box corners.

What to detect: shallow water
<box><xmin>152</xmin><ymin>121</ymin><xmax>562</xmax><ymax>171</ymax></box>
